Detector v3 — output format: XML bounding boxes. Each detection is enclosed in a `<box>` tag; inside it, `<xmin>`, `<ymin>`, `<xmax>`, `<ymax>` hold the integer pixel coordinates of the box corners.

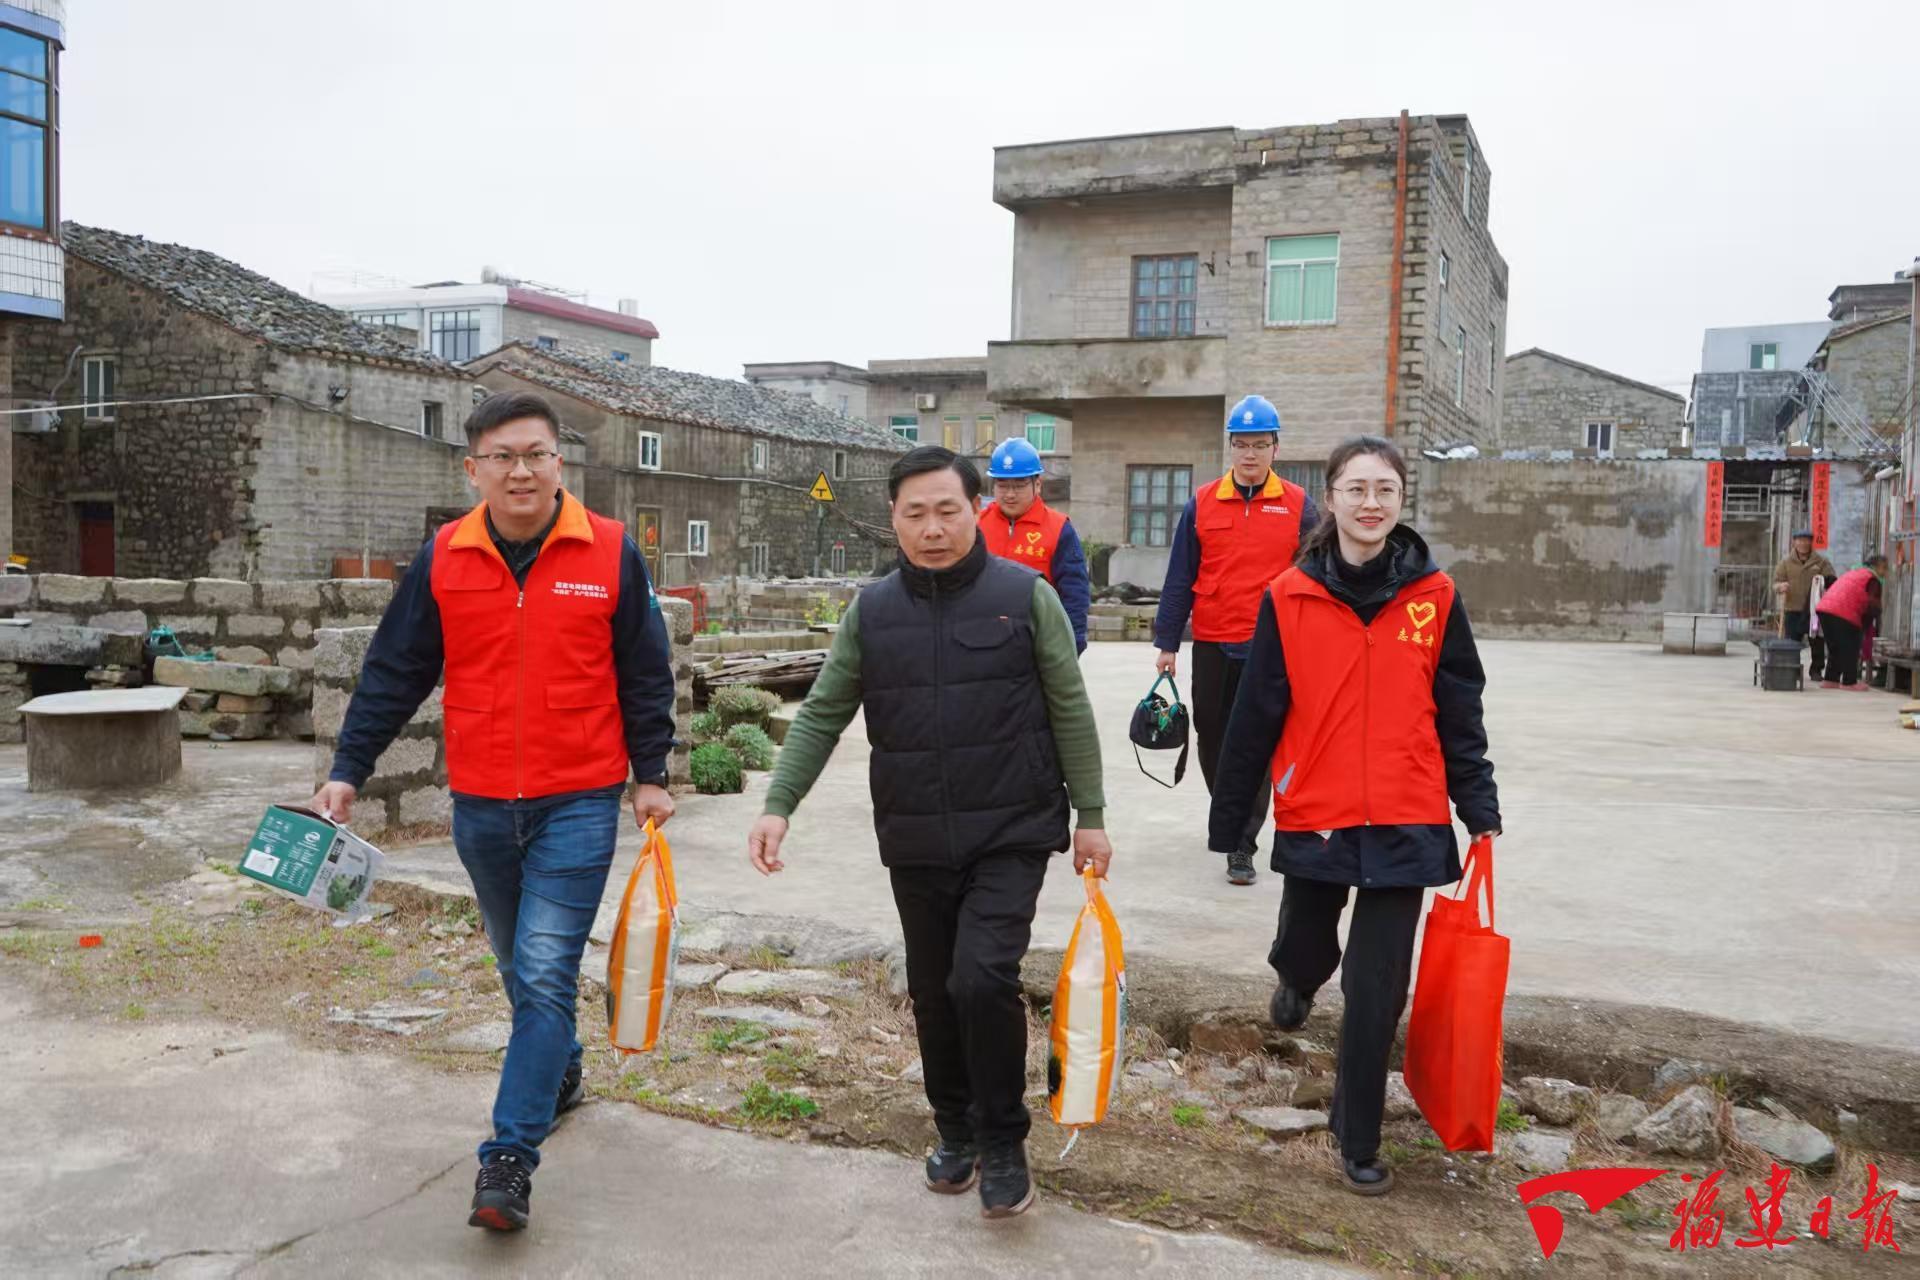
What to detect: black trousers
<box><xmin>1269</xmin><ymin>875</ymin><xmax>1425</xmax><ymax>1163</ymax></box>
<box><xmin>1783</xmin><ymin>610</ymin><xmax>1826</xmax><ymax>677</ymax></box>
<box><xmin>1819</xmin><ymin>615</ymin><xmax>1863</xmax><ymax>685</ymax></box>
<box><xmin>1191</xmin><ymin>640</ymin><xmax>1271</xmax><ymax>854</ymax></box>
<box><xmin>889</xmin><ymin>849</ymin><xmax>1049</xmax><ymax>1149</ymax></box>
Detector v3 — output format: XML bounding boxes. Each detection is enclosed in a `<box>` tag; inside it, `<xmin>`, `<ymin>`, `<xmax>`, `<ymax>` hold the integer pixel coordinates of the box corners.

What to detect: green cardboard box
<box><xmin>240</xmin><ymin>805</ymin><xmax>383</xmax><ymax>917</ymax></box>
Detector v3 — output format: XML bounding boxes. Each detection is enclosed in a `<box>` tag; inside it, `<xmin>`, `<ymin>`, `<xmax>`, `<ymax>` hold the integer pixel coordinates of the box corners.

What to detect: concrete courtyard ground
<box><xmin>381</xmin><ymin>637</ymin><xmax>1919</xmax><ymax>1053</ymax></box>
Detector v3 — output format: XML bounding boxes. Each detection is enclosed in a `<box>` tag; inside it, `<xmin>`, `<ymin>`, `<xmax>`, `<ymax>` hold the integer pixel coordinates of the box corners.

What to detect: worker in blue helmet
<box><xmin>1152</xmin><ymin>394</ymin><xmax>1319</xmax><ymax>885</ymax></box>
<box><xmin>980</xmin><ymin>437</ymin><xmax>1090</xmax><ymax>653</ymax></box>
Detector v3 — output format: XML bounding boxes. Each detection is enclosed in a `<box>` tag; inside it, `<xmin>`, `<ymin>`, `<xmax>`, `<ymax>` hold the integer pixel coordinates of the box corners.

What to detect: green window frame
<box><xmin>1749</xmin><ymin>342</ymin><xmax>1778</xmax><ymax>371</ymax></box>
<box><xmin>887</xmin><ymin>414</ymin><xmax>919</xmax><ymax>442</ymax></box>
<box><xmin>1024</xmin><ymin>413</ymin><xmax>1056</xmax><ymax>453</ymax></box>
<box><xmin>1266</xmin><ymin>234</ymin><xmax>1339</xmax><ymax>326</ymax></box>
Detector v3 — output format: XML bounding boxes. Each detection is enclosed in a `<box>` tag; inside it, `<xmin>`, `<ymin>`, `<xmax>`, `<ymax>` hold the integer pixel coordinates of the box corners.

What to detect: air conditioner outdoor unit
<box><xmin>916</xmin><ymin>393</ymin><xmax>938</xmax><ymax>411</ymax></box>
<box><xmin>9</xmin><ymin>400</ymin><xmax>56</xmax><ymax>433</ymax></box>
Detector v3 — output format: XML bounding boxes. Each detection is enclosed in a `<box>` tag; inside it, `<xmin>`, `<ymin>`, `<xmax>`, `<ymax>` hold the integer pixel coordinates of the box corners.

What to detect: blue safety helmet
<box><xmin>1226</xmin><ymin>394</ymin><xmax>1282</xmax><ymax>435</ymax></box>
<box><xmin>988</xmin><ymin>437</ymin><xmax>1045</xmax><ymax>479</ymax></box>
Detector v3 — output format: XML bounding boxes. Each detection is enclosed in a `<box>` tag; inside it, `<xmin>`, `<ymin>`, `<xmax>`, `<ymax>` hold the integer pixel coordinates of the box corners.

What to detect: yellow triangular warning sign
<box><xmin>808</xmin><ymin>471</ymin><xmax>835</xmax><ymax>502</ymax></box>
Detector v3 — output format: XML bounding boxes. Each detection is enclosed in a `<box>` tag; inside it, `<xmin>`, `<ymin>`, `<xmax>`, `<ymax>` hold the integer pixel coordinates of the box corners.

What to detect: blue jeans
<box><xmin>452</xmin><ymin>785</ymin><xmax>622</xmax><ymax>1168</ymax></box>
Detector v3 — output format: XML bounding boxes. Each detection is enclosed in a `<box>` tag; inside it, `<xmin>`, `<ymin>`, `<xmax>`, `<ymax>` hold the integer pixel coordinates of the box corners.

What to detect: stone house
<box><xmin>740</xmin><ymin>361</ymin><xmax>870</xmax><ymax>421</ymax></box>
<box><xmin>1805</xmin><ymin>308</ymin><xmax>1912</xmax><ymax>441</ymax></box>
<box><xmin>10</xmin><ymin>223</ymin><xmax>484</xmax><ymax>580</ymax></box>
<box><xmin>984</xmin><ymin>114</ymin><xmax>1508</xmax><ymax>575</ymax></box>
<box><xmin>467</xmin><ymin>344</ymin><xmax>908</xmax><ymax>589</ymax></box>
<box><xmin>1499</xmin><ymin>349</ymin><xmax>1685</xmax><ymax>456</ymax></box>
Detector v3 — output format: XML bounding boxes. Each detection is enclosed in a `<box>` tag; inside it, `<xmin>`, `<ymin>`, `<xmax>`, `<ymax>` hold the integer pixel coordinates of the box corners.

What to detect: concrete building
<box><xmin>1499</xmin><ymin>349</ymin><xmax>1685</xmax><ymax>456</ymax></box>
<box><xmin>745</xmin><ymin>355</ymin><xmax>1076</xmax><ymax>506</ymax></box>
<box><xmin>741</xmin><ymin>361</ymin><xmax>869</xmax><ymax>422</ymax></box>
<box><xmin>1804</xmin><ymin>308</ymin><xmax>1912</xmax><ymax>439</ymax></box>
<box><xmin>469</xmin><ymin>345</ymin><xmax>907</xmax><ymax>588</ymax></box>
<box><xmin>1688</xmin><ymin>321</ymin><xmax>1833</xmax><ymax>448</ymax></box>
<box><xmin>1828</xmin><ymin>279</ymin><xmax>1913</xmax><ymax>325</ymax></box>
<box><xmin>984</xmin><ymin>115</ymin><xmax>1507</xmax><ymax>562</ymax></box>
<box><xmin>0</xmin><ymin>0</ymin><xmax>67</xmax><ymax>567</ymax></box>
<box><xmin>10</xmin><ymin>223</ymin><xmax>482</xmax><ymax>580</ymax></box>
<box><xmin>313</xmin><ymin>270</ymin><xmax>658</xmax><ymax>367</ymax></box>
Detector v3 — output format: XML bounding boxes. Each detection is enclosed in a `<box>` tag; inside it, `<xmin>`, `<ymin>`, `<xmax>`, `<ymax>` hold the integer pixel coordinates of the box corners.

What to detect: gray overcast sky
<box><xmin>64</xmin><ymin>0</ymin><xmax>1918</xmax><ymax>394</ymax></box>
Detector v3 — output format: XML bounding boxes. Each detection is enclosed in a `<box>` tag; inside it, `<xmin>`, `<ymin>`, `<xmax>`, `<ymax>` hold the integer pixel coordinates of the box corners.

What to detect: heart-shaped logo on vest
<box><xmin>1026</xmin><ymin>530</ymin><xmax>1042</xmax><ymax>544</ymax></box>
<box><xmin>1406</xmin><ymin>601</ymin><xmax>1437</xmax><ymax>632</ymax></box>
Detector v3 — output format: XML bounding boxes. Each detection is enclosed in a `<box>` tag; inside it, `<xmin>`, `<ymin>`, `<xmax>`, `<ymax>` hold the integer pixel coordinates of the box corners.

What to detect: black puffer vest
<box><xmin>857</xmin><ymin>538</ymin><xmax>1070</xmax><ymax>868</ymax></box>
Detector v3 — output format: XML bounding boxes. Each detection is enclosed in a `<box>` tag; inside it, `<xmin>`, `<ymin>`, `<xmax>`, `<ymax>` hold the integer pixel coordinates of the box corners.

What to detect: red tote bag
<box><xmin>1403</xmin><ymin>837</ymin><xmax>1510</xmax><ymax>1152</ymax></box>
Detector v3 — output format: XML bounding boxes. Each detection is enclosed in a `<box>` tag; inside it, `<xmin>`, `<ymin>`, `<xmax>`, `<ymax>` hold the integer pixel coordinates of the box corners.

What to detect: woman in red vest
<box><xmin>1207</xmin><ymin>435</ymin><xmax>1500</xmax><ymax>1197</ymax></box>
<box><xmin>1813</xmin><ymin>558</ymin><xmax>1884</xmax><ymax>689</ymax></box>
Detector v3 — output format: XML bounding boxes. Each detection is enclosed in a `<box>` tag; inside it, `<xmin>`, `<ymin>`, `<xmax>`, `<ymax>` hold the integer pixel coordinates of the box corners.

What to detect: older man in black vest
<box><xmin>747</xmin><ymin>446</ymin><xmax>1110</xmax><ymax>1221</ymax></box>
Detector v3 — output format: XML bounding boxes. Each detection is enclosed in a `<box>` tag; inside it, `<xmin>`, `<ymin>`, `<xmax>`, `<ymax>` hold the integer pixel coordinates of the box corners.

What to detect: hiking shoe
<box><xmin>1341</xmin><ymin>1156</ymin><xmax>1394</xmax><ymax>1196</ymax></box>
<box><xmin>1226</xmin><ymin>848</ymin><xmax>1258</xmax><ymax>886</ymax></box>
<box><xmin>469</xmin><ymin>1153</ymin><xmax>532</xmax><ymax>1231</ymax></box>
<box><xmin>1269</xmin><ymin>983</ymin><xmax>1311</xmax><ymax>1031</ymax></box>
<box><xmin>555</xmin><ymin>1062</ymin><xmax>585</xmax><ymax>1118</ymax></box>
<box><xmin>979</xmin><ymin>1143</ymin><xmax>1035</xmax><ymax>1219</ymax></box>
<box><xmin>925</xmin><ymin>1140</ymin><xmax>979</xmax><ymax>1194</ymax></box>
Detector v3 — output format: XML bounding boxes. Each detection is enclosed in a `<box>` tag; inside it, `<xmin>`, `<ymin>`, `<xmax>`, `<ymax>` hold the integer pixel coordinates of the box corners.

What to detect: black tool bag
<box><xmin>1129</xmin><ymin>673</ymin><xmax>1189</xmax><ymax>788</ymax></box>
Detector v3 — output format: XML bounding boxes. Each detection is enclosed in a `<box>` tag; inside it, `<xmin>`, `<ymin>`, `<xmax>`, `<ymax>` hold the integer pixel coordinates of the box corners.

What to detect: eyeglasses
<box><xmin>472</xmin><ymin>449</ymin><xmax>559</xmax><ymax>471</ymax></box>
<box><xmin>1227</xmin><ymin>439</ymin><xmax>1275</xmax><ymax>454</ymax></box>
<box><xmin>1332</xmin><ymin>482</ymin><xmax>1403</xmax><ymax>503</ymax></box>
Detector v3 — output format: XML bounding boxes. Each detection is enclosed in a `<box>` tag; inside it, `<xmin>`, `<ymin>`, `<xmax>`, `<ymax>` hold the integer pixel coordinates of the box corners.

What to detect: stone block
<box><xmin>373</xmin><ymin>736</ymin><xmax>438</xmax><ymax>777</ymax></box>
<box><xmin>259</xmin><ymin>581</ymin><xmax>325</xmax><ymax>611</ymax></box>
<box><xmin>311</xmin><ymin>685</ymin><xmax>352</xmax><ymax>739</ymax></box>
<box><xmin>0</xmin><ymin>623</ymin><xmax>109</xmax><ymax>667</ymax></box>
<box><xmin>37</xmin><ymin>574</ymin><xmax>109</xmax><ymax>606</ymax></box>
<box><xmin>332</xmin><ymin>579</ymin><xmax>395</xmax><ymax>614</ymax></box>
<box><xmin>280</xmin><ymin>709</ymin><xmax>314</xmax><ymax>739</ymax></box>
<box><xmin>0</xmin><ymin>686</ymin><xmax>28</xmax><ymax>712</ymax></box>
<box><xmin>111</xmin><ymin>578</ymin><xmax>189</xmax><ymax>607</ymax></box>
<box><xmin>276</xmin><ymin>645</ymin><xmax>315</xmax><ymax>672</ymax></box>
<box><xmin>191</xmin><ymin>578</ymin><xmax>256</xmax><ymax>610</ymax></box>
<box><xmin>181</xmin><ymin>692</ymin><xmax>216</xmax><ymax>712</ymax></box>
<box><xmin>313</xmin><ymin>628</ymin><xmax>376</xmax><ymax>682</ymax></box>
<box><xmin>157</xmin><ymin>615</ymin><xmax>218</xmax><ymax>641</ymax></box>
<box><xmin>216</xmin><ymin>645</ymin><xmax>272</xmax><ymax>665</ymax></box>
<box><xmin>179</xmin><ymin>710</ymin><xmax>275</xmax><ymax>739</ymax></box>
<box><xmin>153</xmin><ymin>657</ymin><xmax>295</xmax><ymax>697</ymax></box>
<box><xmin>291</xmin><ymin>619</ymin><xmax>314</xmax><ymax>640</ymax></box>
<box><xmin>398</xmin><ymin>786</ymin><xmax>452</xmax><ymax>826</ymax></box>
<box><xmin>227</xmin><ymin>613</ymin><xmax>287</xmax><ymax>640</ymax></box>
<box><xmin>216</xmin><ymin>693</ymin><xmax>274</xmax><ymax>713</ymax></box>
<box><xmin>0</xmin><ymin>576</ymin><xmax>32</xmax><ymax>608</ymax></box>
<box><xmin>82</xmin><ymin>604</ymin><xmax>152</xmax><ymax>636</ymax></box>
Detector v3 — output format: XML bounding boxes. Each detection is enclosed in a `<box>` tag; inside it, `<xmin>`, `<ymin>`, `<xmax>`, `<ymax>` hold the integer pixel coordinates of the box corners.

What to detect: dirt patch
<box><xmin>3</xmin><ymin>884</ymin><xmax>1912</xmax><ymax>1276</ymax></box>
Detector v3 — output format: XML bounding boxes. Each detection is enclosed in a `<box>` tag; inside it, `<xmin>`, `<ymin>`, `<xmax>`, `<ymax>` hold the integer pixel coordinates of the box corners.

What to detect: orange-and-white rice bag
<box><xmin>1047</xmin><ymin>868</ymin><xmax>1127</xmax><ymax>1129</ymax></box>
<box><xmin>607</xmin><ymin>821</ymin><xmax>679</xmax><ymax>1054</ymax></box>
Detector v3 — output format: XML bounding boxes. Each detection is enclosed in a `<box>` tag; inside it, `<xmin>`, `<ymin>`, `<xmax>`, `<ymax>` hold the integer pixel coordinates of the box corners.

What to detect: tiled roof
<box><xmin>474</xmin><ymin>345</ymin><xmax>910</xmax><ymax>452</ymax></box>
<box><xmin>62</xmin><ymin>222</ymin><xmax>458</xmax><ymax>374</ymax></box>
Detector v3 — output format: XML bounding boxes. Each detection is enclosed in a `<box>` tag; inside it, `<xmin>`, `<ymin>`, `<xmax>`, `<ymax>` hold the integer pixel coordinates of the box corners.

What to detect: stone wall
<box><xmin>501</xmin><ymin>308</ymin><xmax>652</xmax><ymax>365</ymax></box>
<box><xmin>1820</xmin><ymin>314</ymin><xmax>1912</xmax><ymax>435</ymax></box>
<box><xmin>1406</xmin><ymin>118</ymin><xmax>1507</xmax><ymax>454</ymax></box>
<box><xmin>10</xmin><ymin>255</ymin><xmax>270</xmax><ymax>577</ymax></box>
<box><xmin>1500</xmin><ymin>351</ymin><xmax>1687</xmax><ymax>453</ymax></box>
<box><xmin>702</xmin><ymin>579</ymin><xmax>865</xmax><ymax>631</ymax></box>
<box><xmin>0</xmin><ymin>572</ymin><xmax>395</xmax><ymax>738</ymax></box>
<box><xmin>1056</xmin><ymin>398</ymin><xmax>1222</xmax><ymax>546</ymax></box>
<box><xmin>308</xmin><ymin>596</ymin><xmax>694</xmax><ymax>839</ymax></box>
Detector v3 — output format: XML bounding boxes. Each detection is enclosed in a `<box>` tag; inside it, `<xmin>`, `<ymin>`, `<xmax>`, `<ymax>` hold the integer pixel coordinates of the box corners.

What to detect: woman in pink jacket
<box><xmin>1814</xmin><ymin>556</ymin><xmax>1886</xmax><ymax>689</ymax></box>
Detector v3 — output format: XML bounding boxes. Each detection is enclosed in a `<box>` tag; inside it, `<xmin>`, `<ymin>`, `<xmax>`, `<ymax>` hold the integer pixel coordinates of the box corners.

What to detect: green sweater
<box><xmin>764</xmin><ymin>577</ymin><xmax>1105</xmax><ymax>829</ymax></box>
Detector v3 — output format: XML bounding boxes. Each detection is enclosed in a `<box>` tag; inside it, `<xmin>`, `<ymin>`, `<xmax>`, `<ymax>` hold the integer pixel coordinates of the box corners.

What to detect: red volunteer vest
<box><xmin>1191</xmin><ymin>471</ymin><xmax>1308</xmax><ymax>643</ymax></box>
<box><xmin>1267</xmin><ymin>566</ymin><xmax>1456</xmax><ymax>831</ymax></box>
<box><xmin>431</xmin><ymin>491</ymin><xmax>630</xmax><ymax>800</ymax></box>
<box><xmin>979</xmin><ymin>498</ymin><xmax>1068</xmax><ymax>584</ymax></box>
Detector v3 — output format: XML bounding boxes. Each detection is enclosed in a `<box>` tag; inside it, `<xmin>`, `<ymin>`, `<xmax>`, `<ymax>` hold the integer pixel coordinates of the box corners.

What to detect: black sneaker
<box><xmin>1342</xmin><ymin>1156</ymin><xmax>1394</xmax><ymax>1196</ymax></box>
<box><xmin>555</xmin><ymin>1062</ymin><xmax>585</xmax><ymax>1118</ymax></box>
<box><xmin>979</xmin><ymin>1143</ymin><xmax>1035</xmax><ymax>1219</ymax></box>
<box><xmin>469</xmin><ymin>1153</ymin><xmax>532</xmax><ymax>1231</ymax></box>
<box><xmin>925</xmin><ymin>1139</ymin><xmax>979</xmax><ymax>1194</ymax></box>
<box><xmin>1226</xmin><ymin>849</ymin><xmax>1258</xmax><ymax>885</ymax></box>
<box><xmin>1269</xmin><ymin>983</ymin><xmax>1311</xmax><ymax>1031</ymax></box>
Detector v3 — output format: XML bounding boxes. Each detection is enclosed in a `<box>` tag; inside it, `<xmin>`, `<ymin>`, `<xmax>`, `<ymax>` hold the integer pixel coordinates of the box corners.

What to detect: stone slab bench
<box><xmin>18</xmin><ymin>686</ymin><xmax>188</xmax><ymax>791</ymax></box>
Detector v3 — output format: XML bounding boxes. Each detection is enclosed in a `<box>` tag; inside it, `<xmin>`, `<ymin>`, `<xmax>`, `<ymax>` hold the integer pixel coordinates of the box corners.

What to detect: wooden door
<box><xmin>76</xmin><ymin>502</ymin><xmax>115</xmax><ymax>577</ymax></box>
<box><xmin>632</xmin><ymin>507</ymin><xmax>662</xmax><ymax>583</ymax></box>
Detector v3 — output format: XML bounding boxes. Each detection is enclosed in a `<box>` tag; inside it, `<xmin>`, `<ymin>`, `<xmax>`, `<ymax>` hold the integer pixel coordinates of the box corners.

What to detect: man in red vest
<box><xmin>978</xmin><ymin>437</ymin><xmax>1090</xmax><ymax>652</ymax></box>
<box><xmin>309</xmin><ymin>391</ymin><xmax>676</xmax><ymax>1234</ymax></box>
<box><xmin>1153</xmin><ymin>395</ymin><xmax>1318</xmax><ymax>886</ymax></box>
